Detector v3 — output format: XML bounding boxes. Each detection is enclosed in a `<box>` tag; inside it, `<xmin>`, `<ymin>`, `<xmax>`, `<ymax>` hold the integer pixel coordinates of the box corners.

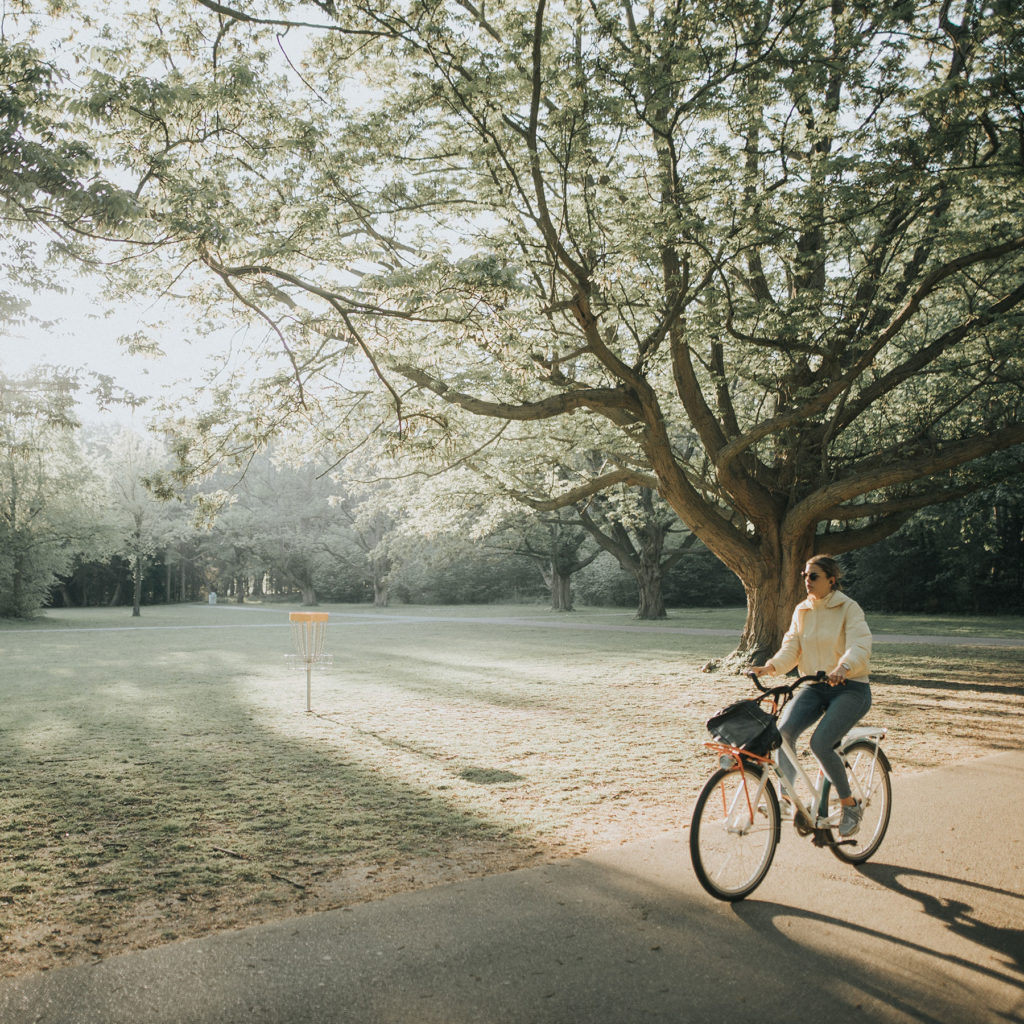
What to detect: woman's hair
<box><xmin>807</xmin><ymin>554</ymin><xmax>843</xmax><ymax>590</ymax></box>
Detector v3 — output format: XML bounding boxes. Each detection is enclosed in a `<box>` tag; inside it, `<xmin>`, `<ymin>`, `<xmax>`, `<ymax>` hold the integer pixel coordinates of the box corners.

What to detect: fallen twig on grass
<box><xmin>212</xmin><ymin>846</ymin><xmax>247</xmax><ymax>859</ymax></box>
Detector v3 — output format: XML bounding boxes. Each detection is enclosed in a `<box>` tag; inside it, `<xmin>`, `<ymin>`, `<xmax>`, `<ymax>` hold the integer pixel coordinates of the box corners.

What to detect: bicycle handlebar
<box><xmin>746</xmin><ymin>670</ymin><xmax>827</xmax><ymax>699</ymax></box>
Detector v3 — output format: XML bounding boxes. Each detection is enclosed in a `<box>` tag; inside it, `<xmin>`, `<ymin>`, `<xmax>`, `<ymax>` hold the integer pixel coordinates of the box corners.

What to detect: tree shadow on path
<box><xmin>856</xmin><ymin>862</ymin><xmax>1024</xmax><ymax>973</ymax></box>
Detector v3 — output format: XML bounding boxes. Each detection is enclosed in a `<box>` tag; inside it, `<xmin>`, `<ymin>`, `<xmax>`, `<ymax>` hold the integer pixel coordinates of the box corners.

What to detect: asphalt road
<box><xmin>2</xmin><ymin>752</ymin><xmax>1022</xmax><ymax>1024</ymax></box>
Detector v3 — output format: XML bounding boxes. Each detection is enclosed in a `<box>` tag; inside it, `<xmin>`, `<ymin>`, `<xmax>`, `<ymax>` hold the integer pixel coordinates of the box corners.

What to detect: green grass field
<box><xmin>2</xmin><ymin>601</ymin><xmax>1022</xmax><ymax>976</ymax></box>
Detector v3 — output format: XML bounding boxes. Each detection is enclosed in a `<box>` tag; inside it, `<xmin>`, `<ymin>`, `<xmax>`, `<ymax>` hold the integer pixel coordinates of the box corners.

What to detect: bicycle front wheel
<box><xmin>829</xmin><ymin>741</ymin><xmax>892</xmax><ymax>864</ymax></box>
<box><xmin>690</xmin><ymin>764</ymin><xmax>780</xmax><ymax>901</ymax></box>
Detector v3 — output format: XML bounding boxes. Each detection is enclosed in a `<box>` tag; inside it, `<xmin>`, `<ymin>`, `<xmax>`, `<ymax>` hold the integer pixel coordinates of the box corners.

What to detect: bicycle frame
<box><xmin>706</xmin><ymin>723</ymin><xmax>888</xmax><ymax>832</ymax></box>
<box><xmin>776</xmin><ymin>725</ymin><xmax>888</xmax><ymax>827</ymax></box>
<box><xmin>706</xmin><ymin>668</ymin><xmax>888</xmax><ymax>832</ymax></box>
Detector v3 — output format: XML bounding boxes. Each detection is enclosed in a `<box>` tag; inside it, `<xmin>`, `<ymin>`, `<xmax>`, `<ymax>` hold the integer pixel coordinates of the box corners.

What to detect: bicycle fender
<box><xmin>840</xmin><ymin>726</ymin><xmax>887</xmax><ymax>748</ymax></box>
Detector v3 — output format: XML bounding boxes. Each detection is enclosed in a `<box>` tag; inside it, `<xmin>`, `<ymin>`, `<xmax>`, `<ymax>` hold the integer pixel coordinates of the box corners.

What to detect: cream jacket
<box><xmin>767</xmin><ymin>590</ymin><xmax>872</xmax><ymax>682</ymax></box>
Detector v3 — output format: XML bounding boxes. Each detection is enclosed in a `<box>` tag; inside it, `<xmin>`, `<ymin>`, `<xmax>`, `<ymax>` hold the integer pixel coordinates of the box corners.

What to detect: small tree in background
<box><xmin>0</xmin><ymin>369</ymin><xmax>113</xmax><ymax>617</ymax></box>
<box><xmin>98</xmin><ymin>427</ymin><xmax>182</xmax><ymax>616</ymax></box>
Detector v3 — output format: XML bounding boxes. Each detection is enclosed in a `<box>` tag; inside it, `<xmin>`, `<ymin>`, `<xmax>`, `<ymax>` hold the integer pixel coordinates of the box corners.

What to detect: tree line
<box><xmin>3</xmin><ymin>368</ymin><xmax>1020</xmax><ymax>620</ymax></box>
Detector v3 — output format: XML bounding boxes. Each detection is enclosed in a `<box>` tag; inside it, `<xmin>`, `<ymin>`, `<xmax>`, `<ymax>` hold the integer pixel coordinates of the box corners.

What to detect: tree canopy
<box><xmin>1</xmin><ymin>4</ymin><xmax>141</xmax><ymax>323</ymax></box>
<box><xmin>23</xmin><ymin>0</ymin><xmax>1024</xmax><ymax>655</ymax></box>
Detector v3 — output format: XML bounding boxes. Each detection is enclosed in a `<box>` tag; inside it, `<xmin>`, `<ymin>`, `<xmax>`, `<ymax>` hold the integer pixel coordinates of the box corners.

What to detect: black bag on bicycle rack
<box><xmin>706</xmin><ymin>699</ymin><xmax>781</xmax><ymax>756</ymax></box>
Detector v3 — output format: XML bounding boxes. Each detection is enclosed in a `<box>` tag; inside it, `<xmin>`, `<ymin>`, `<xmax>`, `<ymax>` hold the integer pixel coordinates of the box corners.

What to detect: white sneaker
<box><xmin>839</xmin><ymin>802</ymin><xmax>862</xmax><ymax>837</ymax></box>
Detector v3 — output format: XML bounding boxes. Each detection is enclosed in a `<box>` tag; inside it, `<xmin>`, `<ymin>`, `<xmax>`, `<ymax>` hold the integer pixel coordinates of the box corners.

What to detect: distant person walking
<box><xmin>750</xmin><ymin>555</ymin><xmax>872</xmax><ymax>837</ymax></box>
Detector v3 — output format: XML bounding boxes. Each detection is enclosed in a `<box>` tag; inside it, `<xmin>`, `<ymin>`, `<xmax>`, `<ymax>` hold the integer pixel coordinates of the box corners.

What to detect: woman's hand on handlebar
<box><xmin>745</xmin><ymin>665</ymin><xmax>778</xmax><ymax>693</ymax></box>
<box><xmin>746</xmin><ymin>669</ymin><xmax>829</xmax><ymax>696</ymax></box>
<box><xmin>825</xmin><ymin>664</ymin><xmax>849</xmax><ymax>687</ymax></box>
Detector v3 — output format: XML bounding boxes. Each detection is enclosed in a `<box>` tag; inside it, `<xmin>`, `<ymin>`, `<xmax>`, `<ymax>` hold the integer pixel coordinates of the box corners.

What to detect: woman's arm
<box><xmin>837</xmin><ymin>599</ymin><xmax>872</xmax><ymax>678</ymax></box>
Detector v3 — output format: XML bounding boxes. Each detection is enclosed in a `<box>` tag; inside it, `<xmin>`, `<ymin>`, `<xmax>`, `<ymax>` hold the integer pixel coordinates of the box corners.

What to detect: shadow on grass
<box><xmin>458</xmin><ymin>767</ymin><xmax>526</xmax><ymax>785</ymax></box>
<box><xmin>872</xmin><ymin>646</ymin><xmax>1024</xmax><ymax>698</ymax></box>
<box><xmin>0</xmin><ymin>625</ymin><xmax>542</xmax><ymax>975</ymax></box>
<box><xmin>328</xmin><ymin>646</ymin><xmax>560</xmax><ymax>711</ymax></box>
<box><xmin>874</xmin><ymin>674</ymin><xmax>1024</xmax><ymax>697</ymax></box>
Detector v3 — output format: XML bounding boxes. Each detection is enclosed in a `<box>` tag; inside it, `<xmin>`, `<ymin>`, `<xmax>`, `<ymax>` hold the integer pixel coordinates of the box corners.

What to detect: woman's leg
<box><xmin>808</xmin><ymin>682</ymin><xmax>872</xmax><ymax>801</ymax></box>
<box><xmin>776</xmin><ymin>687</ymin><xmax>827</xmax><ymax>792</ymax></box>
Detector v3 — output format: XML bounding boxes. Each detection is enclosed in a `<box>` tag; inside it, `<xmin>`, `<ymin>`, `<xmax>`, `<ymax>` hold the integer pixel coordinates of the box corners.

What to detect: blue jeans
<box><xmin>777</xmin><ymin>680</ymin><xmax>872</xmax><ymax>801</ymax></box>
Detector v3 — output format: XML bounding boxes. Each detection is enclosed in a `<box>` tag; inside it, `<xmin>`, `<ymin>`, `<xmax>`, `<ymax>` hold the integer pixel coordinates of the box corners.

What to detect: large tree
<box><xmin>480</xmin><ymin>445</ymin><xmax>698</xmax><ymax>619</ymax></box>
<box><xmin>576</xmin><ymin>486</ymin><xmax>697</xmax><ymax>620</ymax></box>
<box><xmin>60</xmin><ymin>0</ymin><xmax>1024</xmax><ymax>657</ymax></box>
<box><xmin>205</xmin><ymin>451</ymin><xmax>376</xmax><ymax>605</ymax></box>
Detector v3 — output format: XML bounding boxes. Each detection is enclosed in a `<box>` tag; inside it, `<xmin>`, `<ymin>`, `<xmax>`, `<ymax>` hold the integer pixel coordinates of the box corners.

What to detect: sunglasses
<box><xmin>801</xmin><ymin>571</ymin><xmax>825</xmax><ymax>581</ymax></box>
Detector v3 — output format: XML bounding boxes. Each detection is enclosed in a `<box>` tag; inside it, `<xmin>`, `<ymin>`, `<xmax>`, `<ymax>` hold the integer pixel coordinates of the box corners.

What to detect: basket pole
<box><xmin>289</xmin><ymin>611</ymin><xmax>329</xmax><ymax>712</ymax></box>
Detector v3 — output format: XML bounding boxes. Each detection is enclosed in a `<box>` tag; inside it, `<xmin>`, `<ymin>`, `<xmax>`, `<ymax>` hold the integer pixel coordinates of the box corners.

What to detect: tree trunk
<box><xmin>681</xmin><ymin>515</ymin><xmax>814</xmax><ymax>669</ymax></box>
<box><xmin>728</xmin><ymin>548</ymin><xmax>810</xmax><ymax>668</ymax></box>
<box><xmin>301</xmin><ymin>585</ymin><xmax>318</xmax><ymax>606</ymax></box>
<box><xmin>634</xmin><ymin>564</ymin><xmax>667</xmax><ymax>620</ymax></box>
<box><xmin>9</xmin><ymin>553</ymin><xmax>25</xmax><ymax>618</ymax></box>
<box><xmin>132</xmin><ymin>556</ymin><xmax>142</xmax><ymax>617</ymax></box>
<box><xmin>373</xmin><ymin>576</ymin><xmax>389</xmax><ymax>607</ymax></box>
<box><xmin>549</xmin><ymin>569</ymin><xmax>574</xmax><ymax>611</ymax></box>
<box><xmin>735</xmin><ymin>581</ymin><xmax>793</xmax><ymax>665</ymax></box>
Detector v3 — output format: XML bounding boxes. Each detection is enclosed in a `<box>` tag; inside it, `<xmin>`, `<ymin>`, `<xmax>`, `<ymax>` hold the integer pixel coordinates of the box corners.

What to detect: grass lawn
<box><xmin>1</xmin><ymin>601</ymin><xmax>1022</xmax><ymax>976</ymax></box>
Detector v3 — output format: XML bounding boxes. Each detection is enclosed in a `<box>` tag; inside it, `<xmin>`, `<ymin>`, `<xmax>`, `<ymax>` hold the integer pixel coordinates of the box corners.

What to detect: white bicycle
<box><xmin>690</xmin><ymin>672</ymin><xmax>892</xmax><ymax>902</ymax></box>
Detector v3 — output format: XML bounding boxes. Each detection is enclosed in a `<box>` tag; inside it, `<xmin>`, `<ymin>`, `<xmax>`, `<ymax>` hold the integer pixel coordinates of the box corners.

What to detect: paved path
<box><xmin>2</xmin><ymin>752</ymin><xmax>1022</xmax><ymax>1023</ymax></box>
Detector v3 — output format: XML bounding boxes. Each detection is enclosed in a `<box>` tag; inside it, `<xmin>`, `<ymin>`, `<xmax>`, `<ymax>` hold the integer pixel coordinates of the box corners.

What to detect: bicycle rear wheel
<box><xmin>690</xmin><ymin>764</ymin><xmax>780</xmax><ymax>901</ymax></box>
<box><xmin>828</xmin><ymin>741</ymin><xmax>892</xmax><ymax>864</ymax></box>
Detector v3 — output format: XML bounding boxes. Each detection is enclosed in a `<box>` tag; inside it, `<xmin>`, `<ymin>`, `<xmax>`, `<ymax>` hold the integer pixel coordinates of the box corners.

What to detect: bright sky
<box><xmin>4</xmin><ymin>288</ymin><xmax>164</xmax><ymax>386</ymax></box>
<box><xmin>1</xmin><ymin>274</ymin><xmax>238</xmax><ymax>424</ymax></box>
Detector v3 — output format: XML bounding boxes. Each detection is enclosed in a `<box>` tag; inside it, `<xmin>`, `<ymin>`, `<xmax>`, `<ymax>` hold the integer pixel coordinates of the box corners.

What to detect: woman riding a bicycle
<box><xmin>750</xmin><ymin>555</ymin><xmax>872</xmax><ymax>838</ymax></box>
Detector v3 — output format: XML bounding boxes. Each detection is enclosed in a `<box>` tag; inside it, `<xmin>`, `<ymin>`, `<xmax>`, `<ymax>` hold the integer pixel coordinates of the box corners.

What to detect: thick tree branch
<box><xmin>789</xmin><ymin>423</ymin><xmax>1024</xmax><ymax>531</ymax></box>
<box><xmin>503</xmin><ymin>468</ymin><xmax>658</xmax><ymax>512</ymax></box>
<box><xmin>716</xmin><ymin>237</ymin><xmax>1024</xmax><ymax>476</ymax></box>
<box><xmin>816</xmin><ymin>513</ymin><xmax>916</xmax><ymax>556</ymax></box>
<box><xmin>833</xmin><ymin>274</ymin><xmax>1024</xmax><ymax>433</ymax></box>
<box><xmin>395</xmin><ymin>365</ymin><xmax>643</xmax><ymax>425</ymax></box>
<box><xmin>827</xmin><ymin>479</ymin><xmax>1005</xmax><ymax>521</ymax></box>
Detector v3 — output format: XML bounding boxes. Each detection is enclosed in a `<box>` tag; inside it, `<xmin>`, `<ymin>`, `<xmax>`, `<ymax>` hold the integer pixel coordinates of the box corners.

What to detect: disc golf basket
<box><xmin>285</xmin><ymin>611</ymin><xmax>333</xmax><ymax>712</ymax></box>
